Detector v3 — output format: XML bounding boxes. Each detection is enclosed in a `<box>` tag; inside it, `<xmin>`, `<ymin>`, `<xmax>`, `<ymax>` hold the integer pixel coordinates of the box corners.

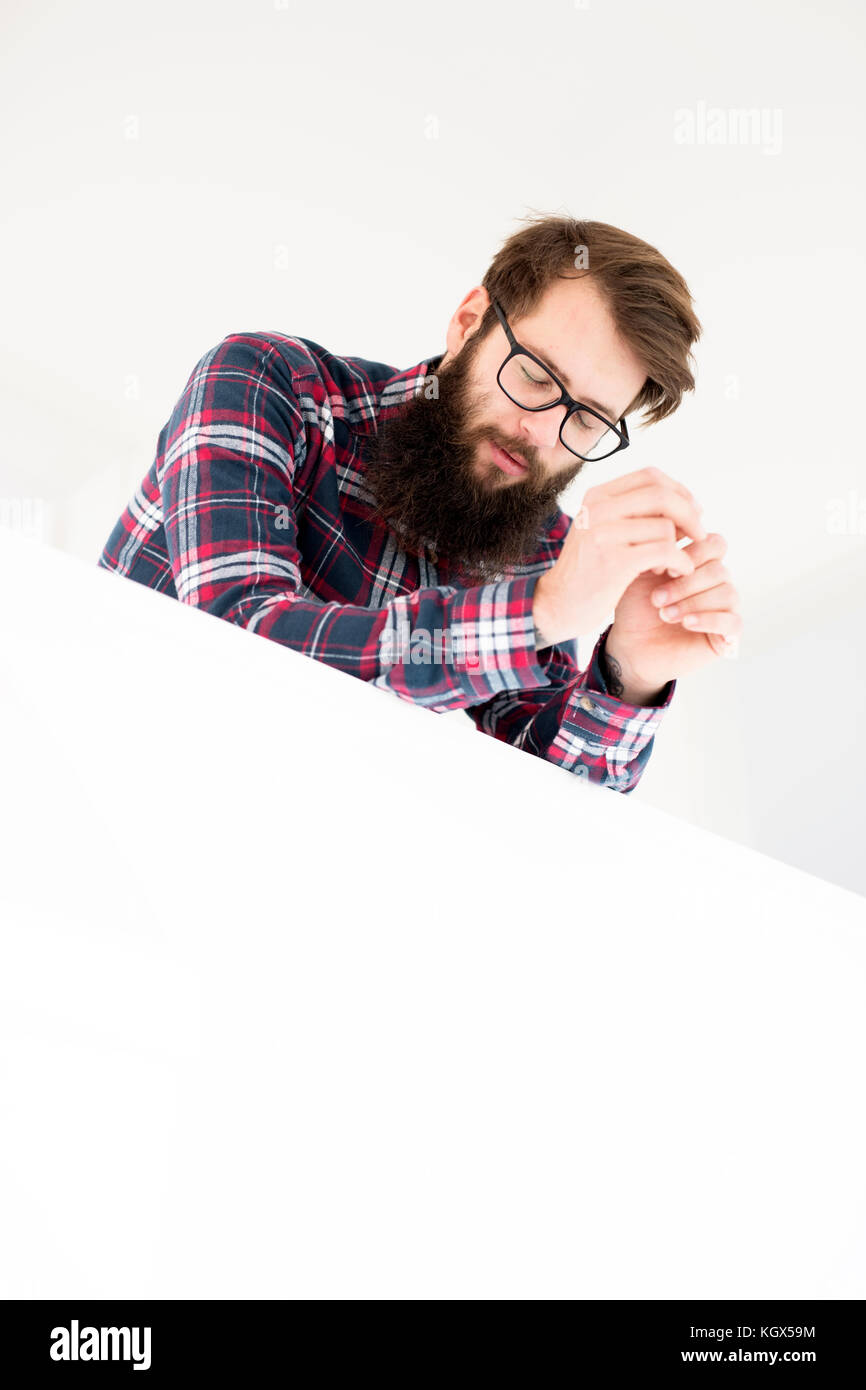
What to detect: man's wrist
<box><xmin>533</xmin><ymin>621</ymin><xmax>550</xmax><ymax>651</ymax></box>
<box><xmin>601</xmin><ymin>628</ymin><xmax>670</xmax><ymax>706</ymax></box>
<box><xmin>532</xmin><ymin>574</ymin><xmax>563</xmax><ymax>650</ymax></box>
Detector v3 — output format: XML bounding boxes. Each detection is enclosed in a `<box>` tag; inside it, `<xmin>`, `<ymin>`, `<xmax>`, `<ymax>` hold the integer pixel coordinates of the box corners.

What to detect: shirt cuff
<box><xmin>564</xmin><ymin>623</ymin><xmax>676</xmax><ymax>732</ymax></box>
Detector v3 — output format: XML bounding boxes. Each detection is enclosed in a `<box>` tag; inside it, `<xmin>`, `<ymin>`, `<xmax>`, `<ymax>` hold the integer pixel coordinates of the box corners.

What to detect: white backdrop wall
<box><xmin>1</xmin><ymin>0</ymin><xmax>864</xmax><ymax>893</ymax></box>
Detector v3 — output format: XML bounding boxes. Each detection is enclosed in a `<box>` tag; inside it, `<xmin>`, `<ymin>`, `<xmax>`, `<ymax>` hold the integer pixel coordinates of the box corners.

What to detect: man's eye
<box><xmin>519</xmin><ymin>364</ymin><xmax>552</xmax><ymax>388</ymax></box>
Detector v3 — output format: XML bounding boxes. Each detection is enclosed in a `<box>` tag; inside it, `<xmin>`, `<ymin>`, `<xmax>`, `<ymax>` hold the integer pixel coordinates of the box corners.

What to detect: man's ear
<box><xmin>445</xmin><ymin>286</ymin><xmax>490</xmax><ymax>358</ymax></box>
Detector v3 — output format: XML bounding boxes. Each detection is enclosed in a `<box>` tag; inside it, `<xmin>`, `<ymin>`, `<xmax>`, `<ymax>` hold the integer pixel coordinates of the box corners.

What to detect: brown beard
<box><xmin>361</xmin><ymin>328</ymin><xmax>585</xmax><ymax>583</ymax></box>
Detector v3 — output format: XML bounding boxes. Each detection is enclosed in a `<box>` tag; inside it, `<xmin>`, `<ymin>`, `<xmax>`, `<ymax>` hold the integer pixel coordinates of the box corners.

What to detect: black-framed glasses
<box><xmin>491</xmin><ymin>298</ymin><xmax>630</xmax><ymax>462</ymax></box>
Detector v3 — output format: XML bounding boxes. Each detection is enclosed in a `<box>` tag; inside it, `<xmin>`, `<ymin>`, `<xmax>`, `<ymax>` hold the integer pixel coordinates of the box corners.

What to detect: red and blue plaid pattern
<box><xmin>98</xmin><ymin>332</ymin><xmax>675</xmax><ymax>791</ymax></box>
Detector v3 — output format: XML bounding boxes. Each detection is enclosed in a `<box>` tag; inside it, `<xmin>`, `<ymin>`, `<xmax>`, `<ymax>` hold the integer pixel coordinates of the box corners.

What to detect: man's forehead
<box><xmin>509</xmin><ymin>278</ymin><xmax>644</xmax><ymax>417</ymax></box>
<box><xmin>517</xmin><ymin>275</ymin><xmax>609</xmax><ymax>342</ymax></box>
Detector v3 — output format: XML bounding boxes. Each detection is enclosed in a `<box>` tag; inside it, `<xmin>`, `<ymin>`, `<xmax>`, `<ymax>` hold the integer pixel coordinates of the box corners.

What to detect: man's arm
<box><xmin>155</xmin><ymin>335</ymin><xmax>567</xmax><ymax>712</ymax></box>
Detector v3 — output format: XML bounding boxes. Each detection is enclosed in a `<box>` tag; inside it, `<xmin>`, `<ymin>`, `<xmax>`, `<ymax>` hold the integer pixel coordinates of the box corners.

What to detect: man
<box><xmin>98</xmin><ymin>214</ymin><xmax>742</xmax><ymax>793</ymax></box>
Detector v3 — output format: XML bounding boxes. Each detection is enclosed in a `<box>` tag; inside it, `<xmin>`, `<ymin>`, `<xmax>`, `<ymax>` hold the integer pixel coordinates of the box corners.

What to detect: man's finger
<box><xmin>605</xmin><ymin>466</ymin><xmax>698</xmax><ymax>509</ymax></box>
<box><xmin>680</xmin><ymin>609</ymin><xmax>743</xmax><ymax>639</ymax></box>
<box><xmin>669</xmin><ymin>530</ymin><xmax>727</xmax><ymax>576</ymax></box>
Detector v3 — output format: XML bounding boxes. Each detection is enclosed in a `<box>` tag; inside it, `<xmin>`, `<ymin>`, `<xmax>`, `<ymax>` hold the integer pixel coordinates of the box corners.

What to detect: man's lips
<box><xmin>490</xmin><ymin>442</ymin><xmax>528</xmax><ymax>476</ymax></box>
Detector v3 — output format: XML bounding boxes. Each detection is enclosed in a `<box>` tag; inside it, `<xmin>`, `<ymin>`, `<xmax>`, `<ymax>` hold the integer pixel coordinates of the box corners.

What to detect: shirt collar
<box><xmin>373</xmin><ymin>352</ymin><xmax>443</xmax><ymax>428</ymax></box>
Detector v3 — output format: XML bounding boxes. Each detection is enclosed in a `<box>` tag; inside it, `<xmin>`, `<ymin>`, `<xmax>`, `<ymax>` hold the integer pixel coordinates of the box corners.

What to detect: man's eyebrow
<box><xmin>522</xmin><ymin>340</ymin><xmax>619</xmax><ymax>422</ymax></box>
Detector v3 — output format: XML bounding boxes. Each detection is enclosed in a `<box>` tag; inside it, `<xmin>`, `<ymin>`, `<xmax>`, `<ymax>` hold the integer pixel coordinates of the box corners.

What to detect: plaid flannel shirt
<box><xmin>98</xmin><ymin>331</ymin><xmax>676</xmax><ymax>792</ymax></box>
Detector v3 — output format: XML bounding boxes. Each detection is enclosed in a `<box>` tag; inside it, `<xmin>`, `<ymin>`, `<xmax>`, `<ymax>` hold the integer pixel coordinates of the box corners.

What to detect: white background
<box><xmin>1</xmin><ymin>0</ymin><xmax>864</xmax><ymax>894</ymax></box>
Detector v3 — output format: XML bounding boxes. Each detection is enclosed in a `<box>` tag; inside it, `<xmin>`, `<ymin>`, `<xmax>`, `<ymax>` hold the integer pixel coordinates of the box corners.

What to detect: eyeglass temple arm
<box><xmin>491</xmin><ymin>298</ymin><xmax>516</xmax><ymax>346</ymax></box>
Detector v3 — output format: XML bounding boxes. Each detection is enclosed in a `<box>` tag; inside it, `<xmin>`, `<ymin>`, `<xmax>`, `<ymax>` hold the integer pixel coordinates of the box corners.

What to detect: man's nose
<box><xmin>517</xmin><ymin>407</ymin><xmax>566</xmax><ymax>454</ymax></box>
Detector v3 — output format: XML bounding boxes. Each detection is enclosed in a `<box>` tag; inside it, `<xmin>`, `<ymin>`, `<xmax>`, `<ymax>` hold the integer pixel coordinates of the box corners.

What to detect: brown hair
<box><xmin>478</xmin><ymin>212</ymin><xmax>702</xmax><ymax>427</ymax></box>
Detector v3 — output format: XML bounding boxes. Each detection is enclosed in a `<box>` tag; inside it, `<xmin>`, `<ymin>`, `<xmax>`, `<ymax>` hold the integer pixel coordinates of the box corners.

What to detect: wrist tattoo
<box><xmin>600</xmin><ymin>638</ymin><xmax>625</xmax><ymax>699</ymax></box>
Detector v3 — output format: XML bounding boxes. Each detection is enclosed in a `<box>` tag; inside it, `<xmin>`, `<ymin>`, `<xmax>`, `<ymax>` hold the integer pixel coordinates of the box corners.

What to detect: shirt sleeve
<box><xmin>156</xmin><ymin>336</ymin><xmax>581</xmax><ymax>711</ymax></box>
<box><xmin>464</xmin><ymin>621</ymin><xmax>676</xmax><ymax>794</ymax></box>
